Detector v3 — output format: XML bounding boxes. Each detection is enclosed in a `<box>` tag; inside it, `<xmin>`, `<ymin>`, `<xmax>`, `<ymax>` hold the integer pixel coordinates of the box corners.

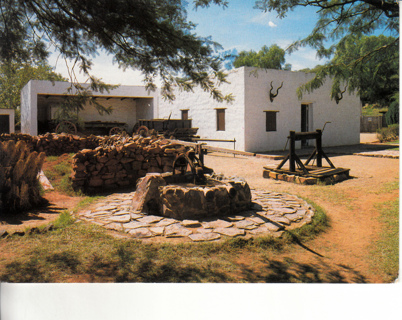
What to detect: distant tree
<box><xmin>254</xmin><ymin>0</ymin><xmax>399</xmax><ymax>101</ymax></box>
<box><xmin>233</xmin><ymin>45</ymin><xmax>291</xmax><ymax>70</ymax></box>
<box><xmin>0</xmin><ymin>62</ymin><xmax>66</xmax><ymax>125</ymax></box>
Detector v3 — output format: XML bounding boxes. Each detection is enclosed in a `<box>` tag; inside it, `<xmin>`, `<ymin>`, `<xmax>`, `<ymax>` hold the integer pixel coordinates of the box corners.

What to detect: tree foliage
<box><xmin>332</xmin><ymin>35</ymin><xmax>398</xmax><ymax>106</ymax></box>
<box><xmin>385</xmin><ymin>90</ymin><xmax>399</xmax><ymax>125</ymax></box>
<box><xmin>254</xmin><ymin>0</ymin><xmax>399</xmax><ymax>102</ymax></box>
<box><xmin>0</xmin><ymin>62</ymin><xmax>66</xmax><ymax>124</ymax></box>
<box><xmin>233</xmin><ymin>44</ymin><xmax>291</xmax><ymax>70</ymax></box>
<box><xmin>298</xmin><ymin>35</ymin><xmax>399</xmax><ymax>105</ymax></box>
<box><xmin>0</xmin><ymin>0</ymin><xmax>233</xmax><ymax>102</ymax></box>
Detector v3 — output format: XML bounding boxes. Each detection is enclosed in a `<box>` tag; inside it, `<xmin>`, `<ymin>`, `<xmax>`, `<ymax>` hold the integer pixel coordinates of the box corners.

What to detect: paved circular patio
<box><xmin>76</xmin><ymin>188</ymin><xmax>315</xmax><ymax>242</ymax></box>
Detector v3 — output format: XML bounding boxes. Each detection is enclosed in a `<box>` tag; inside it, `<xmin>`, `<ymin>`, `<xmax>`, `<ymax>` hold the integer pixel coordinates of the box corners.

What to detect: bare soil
<box><xmin>0</xmin><ymin>153</ymin><xmax>83</xmax><ymax>233</ymax></box>
<box><xmin>0</xmin><ymin>145</ymin><xmax>399</xmax><ymax>283</ymax></box>
<box><xmin>204</xmin><ymin>151</ymin><xmax>399</xmax><ymax>283</ymax></box>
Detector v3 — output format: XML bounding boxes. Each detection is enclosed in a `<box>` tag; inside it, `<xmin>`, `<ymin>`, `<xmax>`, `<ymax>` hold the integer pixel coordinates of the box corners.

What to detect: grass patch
<box><xmin>370</xmin><ymin>199</ymin><xmax>399</xmax><ymax>282</ymax></box>
<box><xmin>71</xmin><ymin>196</ymin><xmax>105</xmax><ymax>214</ymax></box>
<box><xmin>385</xmin><ymin>140</ymin><xmax>399</xmax><ymax>145</ymax></box>
<box><xmin>362</xmin><ymin>104</ymin><xmax>388</xmax><ymax>116</ymax></box>
<box><xmin>377</xmin><ymin>179</ymin><xmax>399</xmax><ymax>194</ymax></box>
<box><xmin>0</xmin><ymin>199</ymin><xmax>330</xmax><ymax>283</ymax></box>
<box><xmin>288</xmin><ymin>200</ymin><xmax>329</xmax><ymax>242</ymax></box>
<box><xmin>44</xmin><ymin>153</ymin><xmax>82</xmax><ymax>196</ymax></box>
<box><xmin>307</xmin><ymin>186</ymin><xmax>355</xmax><ymax>210</ymax></box>
<box><xmin>53</xmin><ymin>210</ymin><xmax>76</xmax><ymax>229</ymax></box>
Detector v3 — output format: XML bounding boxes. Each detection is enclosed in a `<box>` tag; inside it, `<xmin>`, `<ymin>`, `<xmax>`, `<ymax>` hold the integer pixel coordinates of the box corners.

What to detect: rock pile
<box><xmin>71</xmin><ymin>135</ymin><xmax>192</xmax><ymax>192</ymax></box>
<box><xmin>34</xmin><ymin>133</ymin><xmax>101</xmax><ymax>155</ymax></box>
<box><xmin>0</xmin><ymin>133</ymin><xmax>102</xmax><ymax>156</ymax></box>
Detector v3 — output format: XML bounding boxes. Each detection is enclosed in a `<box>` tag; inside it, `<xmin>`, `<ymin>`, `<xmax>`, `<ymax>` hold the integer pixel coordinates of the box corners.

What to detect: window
<box><xmin>265</xmin><ymin>111</ymin><xmax>278</xmax><ymax>132</ymax></box>
<box><xmin>181</xmin><ymin>109</ymin><xmax>189</xmax><ymax>120</ymax></box>
<box><xmin>216</xmin><ymin>109</ymin><xmax>225</xmax><ymax>131</ymax></box>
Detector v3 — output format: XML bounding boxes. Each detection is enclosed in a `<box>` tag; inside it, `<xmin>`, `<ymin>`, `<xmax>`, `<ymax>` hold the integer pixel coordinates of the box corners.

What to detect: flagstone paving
<box><xmin>76</xmin><ymin>189</ymin><xmax>315</xmax><ymax>242</ymax></box>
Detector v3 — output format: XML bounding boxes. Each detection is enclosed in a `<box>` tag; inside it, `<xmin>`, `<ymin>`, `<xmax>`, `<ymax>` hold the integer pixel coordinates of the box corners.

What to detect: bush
<box><xmin>0</xmin><ymin>140</ymin><xmax>46</xmax><ymax>214</ymax></box>
<box><xmin>385</xmin><ymin>94</ymin><xmax>399</xmax><ymax>125</ymax></box>
<box><xmin>377</xmin><ymin>124</ymin><xmax>399</xmax><ymax>142</ymax></box>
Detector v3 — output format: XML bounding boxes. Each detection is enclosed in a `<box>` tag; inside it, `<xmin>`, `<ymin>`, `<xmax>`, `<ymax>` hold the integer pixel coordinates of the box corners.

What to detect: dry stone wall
<box><xmin>0</xmin><ymin>133</ymin><xmax>102</xmax><ymax>156</ymax></box>
<box><xmin>1</xmin><ymin>133</ymin><xmax>196</xmax><ymax>193</ymax></box>
<box><xmin>71</xmin><ymin>135</ymin><xmax>192</xmax><ymax>192</ymax></box>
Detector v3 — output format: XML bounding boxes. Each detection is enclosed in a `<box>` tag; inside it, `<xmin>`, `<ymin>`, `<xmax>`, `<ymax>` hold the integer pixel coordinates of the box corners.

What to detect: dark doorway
<box><xmin>301</xmin><ymin>104</ymin><xmax>309</xmax><ymax>147</ymax></box>
<box><xmin>0</xmin><ymin>115</ymin><xmax>10</xmax><ymax>134</ymax></box>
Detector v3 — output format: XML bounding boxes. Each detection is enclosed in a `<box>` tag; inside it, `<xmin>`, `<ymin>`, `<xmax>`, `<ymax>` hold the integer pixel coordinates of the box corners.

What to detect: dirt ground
<box><xmin>0</xmin><ymin>142</ymin><xmax>399</xmax><ymax>283</ymax></box>
<box><xmin>204</xmin><ymin>150</ymin><xmax>399</xmax><ymax>283</ymax></box>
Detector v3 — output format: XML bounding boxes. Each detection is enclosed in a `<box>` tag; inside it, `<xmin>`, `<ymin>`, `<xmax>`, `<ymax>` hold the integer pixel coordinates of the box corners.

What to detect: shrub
<box><xmin>0</xmin><ymin>140</ymin><xmax>46</xmax><ymax>214</ymax></box>
<box><xmin>385</xmin><ymin>93</ymin><xmax>399</xmax><ymax>125</ymax></box>
<box><xmin>376</xmin><ymin>124</ymin><xmax>399</xmax><ymax>142</ymax></box>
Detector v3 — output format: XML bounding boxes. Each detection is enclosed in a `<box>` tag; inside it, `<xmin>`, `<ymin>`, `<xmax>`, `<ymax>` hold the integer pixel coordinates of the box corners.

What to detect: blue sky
<box><xmin>48</xmin><ymin>1</ymin><xmax>328</xmax><ymax>85</ymax></box>
<box><xmin>186</xmin><ymin>0</ymin><xmax>322</xmax><ymax>70</ymax></box>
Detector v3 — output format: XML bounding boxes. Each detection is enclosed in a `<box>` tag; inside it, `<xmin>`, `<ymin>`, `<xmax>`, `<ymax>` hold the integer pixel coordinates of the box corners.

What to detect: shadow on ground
<box><xmin>264</xmin><ymin>143</ymin><xmax>398</xmax><ymax>159</ymax></box>
<box><xmin>0</xmin><ymin>250</ymin><xmax>367</xmax><ymax>283</ymax></box>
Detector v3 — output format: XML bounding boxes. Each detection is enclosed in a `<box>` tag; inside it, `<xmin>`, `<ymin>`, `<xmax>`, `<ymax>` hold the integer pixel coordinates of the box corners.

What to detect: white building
<box><xmin>0</xmin><ymin>108</ymin><xmax>15</xmax><ymax>134</ymax></box>
<box><xmin>21</xmin><ymin>80</ymin><xmax>158</xmax><ymax>136</ymax></box>
<box><xmin>158</xmin><ymin>67</ymin><xmax>361</xmax><ymax>152</ymax></box>
<box><xmin>21</xmin><ymin>67</ymin><xmax>361</xmax><ymax>152</ymax></box>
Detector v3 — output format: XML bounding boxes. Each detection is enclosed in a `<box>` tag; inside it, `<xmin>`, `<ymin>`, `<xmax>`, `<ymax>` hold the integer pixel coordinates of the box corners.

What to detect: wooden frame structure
<box><xmin>273</xmin><ymin>129</ymin><xmax>349</xmax><ymax>180</ymax></box>
<box><xmin>277</xmin><ymin>129</ymin><xmax>334</xmax><ymax>173</ymax></box>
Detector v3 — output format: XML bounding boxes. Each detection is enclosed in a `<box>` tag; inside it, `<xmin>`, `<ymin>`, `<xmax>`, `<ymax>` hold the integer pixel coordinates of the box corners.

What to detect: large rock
<box><xmin>131</xmin><ymin>173</ymin><xmax>167</xmax><ymax>215</ymax></box>
<box><xmin>130</xmin><ymin>173</ymin><xmax>252</xmax><ymax>220</ymax></box>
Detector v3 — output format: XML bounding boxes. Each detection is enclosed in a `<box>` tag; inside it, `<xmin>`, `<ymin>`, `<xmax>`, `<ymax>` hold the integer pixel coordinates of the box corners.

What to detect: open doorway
<box><xmin>301</xmin><ymin>104</ymin><xmax>312</xmax><ymax>147</ymax></box>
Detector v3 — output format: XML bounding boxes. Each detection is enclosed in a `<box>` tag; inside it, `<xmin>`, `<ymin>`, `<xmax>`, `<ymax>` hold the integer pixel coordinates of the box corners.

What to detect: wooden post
<box><xmin>316</xmin><ymin>129</ymin><xmax>322</xmax><ymax>167</ymax></box>
<box><xmin>289</xmin><ymin>131</ymin><xmax>296</xmax><ymax>172</ymax></box>
<box><xmin>233</xmin><ymin>138</ymin><xmax>236</xmax><ymax>158</ymax></box>
<box><xmin>196</xmin><ymin>144</ymin><xmax>204</xmax><ymax>165</ymax></box>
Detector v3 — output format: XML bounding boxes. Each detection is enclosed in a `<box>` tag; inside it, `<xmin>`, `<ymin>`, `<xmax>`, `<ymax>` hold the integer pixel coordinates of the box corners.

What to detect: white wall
<box><xmin>21</xmin><ymin>81</ymin><xmax>37</xmax><ymax>136</ymax></box>
<box><xmin>158</xmin><ymin>69</ymin><xmax>246</xmax><ymax>150</ymax></box>
<box><xmin>0</xmin><ymin>108</ymin><xmax>15</xmax><ymax>133</ymax></box>
<box><xmin>21</xmin><ymin>80</ymin><xmax>157</xmax><ymax>135</ymax></box>
<box><xmin>243</xmin><ymin>67</ymin><xmax>361</xmax><ymax>152</ymax></box>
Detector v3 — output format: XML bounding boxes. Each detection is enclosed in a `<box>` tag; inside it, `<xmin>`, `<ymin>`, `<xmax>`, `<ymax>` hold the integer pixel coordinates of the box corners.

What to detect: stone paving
<box><xmin>353</xmin><ymin>149</ymin><xmax>399</xmax><ymax>159</ymax></box>
<box><xmin>76</xmin><ymin>189</ymin><xmax>315</xmax><ymax>242</ymax></box>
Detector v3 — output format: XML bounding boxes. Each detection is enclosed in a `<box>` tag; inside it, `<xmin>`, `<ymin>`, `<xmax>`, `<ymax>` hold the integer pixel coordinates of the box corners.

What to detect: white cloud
<box><xmin>286</xmin><ymin>47</ymin><xmax>329</xmax><ymax>70</ymax></box>
<box><xmin>250</xmin><ymin>12</ymin><xmax>278</xmax><ymax>28</ymax></box>
<box><xmin>268</xmin><ymin>21</ymin><xmax>277</xmax><ymax>28</ymax></box>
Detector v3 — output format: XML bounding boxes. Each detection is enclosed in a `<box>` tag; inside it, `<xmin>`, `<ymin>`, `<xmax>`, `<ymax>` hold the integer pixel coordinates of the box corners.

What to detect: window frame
<box><xmin>264</xmin><ymin>110</ymin><xmax>279</xmax><ymax>132</ymax></box>
<box><xmin>181</xmin><ymin>109</ymin><xmax>189</xmax><ymax>120</ymax></box>
<box><xmin>216</xmin><ymin>108</ymin><xmax>226</xmax><ymax>131</ymax></box>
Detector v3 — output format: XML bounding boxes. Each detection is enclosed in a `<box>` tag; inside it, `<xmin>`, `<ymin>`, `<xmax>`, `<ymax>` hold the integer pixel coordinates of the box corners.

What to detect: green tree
<box><xmin>299</xmin><ymin>35</ymin><xmax>398</xmax><ymax>106</ymax></box>
<box><xmin>0</xmin><ymin>62</ymin><xmax>66</xmax><ymax>125</ymax></box>
<box><xmin>233</xmin><ymin>44</ymin><xmax>291</xmax><ymax>70</ymax></box>
<box><xmin>254</xmin><ymin>0</ymin><xmax>399</xmax><ymax>101</ymax></box>
<box><xmin>0</xmin><ymin>0</ymin><xmax>233</xmax><ymax>102</ymax></box>
<box><xmin>333</xmin><ymin>35</ymin><xmax>398</xmax><ymax>106</ymax></box>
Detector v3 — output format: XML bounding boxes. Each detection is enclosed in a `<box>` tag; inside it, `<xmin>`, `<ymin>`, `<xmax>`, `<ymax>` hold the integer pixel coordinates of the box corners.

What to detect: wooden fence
<box><xmin>360</xmin><ymin>116</ymin><xmax>387</xmax><ymax>132</ymax></box>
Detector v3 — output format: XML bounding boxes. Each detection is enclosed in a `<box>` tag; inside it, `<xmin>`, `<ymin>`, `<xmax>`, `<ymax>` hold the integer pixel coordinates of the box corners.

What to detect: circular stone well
<box><xmin>131</xmin><ymin>173</ymin><xmax>252</xmax><ymax>220</ymax></box>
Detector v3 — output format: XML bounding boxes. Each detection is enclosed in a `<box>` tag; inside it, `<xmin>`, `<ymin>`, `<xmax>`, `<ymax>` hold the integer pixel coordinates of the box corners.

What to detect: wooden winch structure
<box><xmin>273</xmin><ymin>129</ymin><xmax>350</xmax><ymax>180</ymax></box>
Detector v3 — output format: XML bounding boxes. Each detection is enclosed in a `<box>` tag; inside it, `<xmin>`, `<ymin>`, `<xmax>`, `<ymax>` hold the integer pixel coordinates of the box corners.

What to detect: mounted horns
<box><xmin>269</xmin><ymin>81</ymin><xmax>283</xmax><ymax>102</ymax></box>
<box><xmin>335</xmin><ymin>86</ymin><xmax>347</xmax><ymax>104</ymax></box>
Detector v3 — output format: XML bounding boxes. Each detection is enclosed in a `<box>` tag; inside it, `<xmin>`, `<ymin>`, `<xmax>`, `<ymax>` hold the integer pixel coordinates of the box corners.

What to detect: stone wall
<box><xmin>1</xmin><ymin>133</ymin><xmax>198</xmax><ymax>193</ymax></box>
<box><xmin>0</xmin><ymin>133</ymin><xmax>102</xmax><ymax>156</ymax></box>
<box><xmin>71</xmin><ymin>135</ymin><xmax>191</xmax><ymax>192</ymax></box>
